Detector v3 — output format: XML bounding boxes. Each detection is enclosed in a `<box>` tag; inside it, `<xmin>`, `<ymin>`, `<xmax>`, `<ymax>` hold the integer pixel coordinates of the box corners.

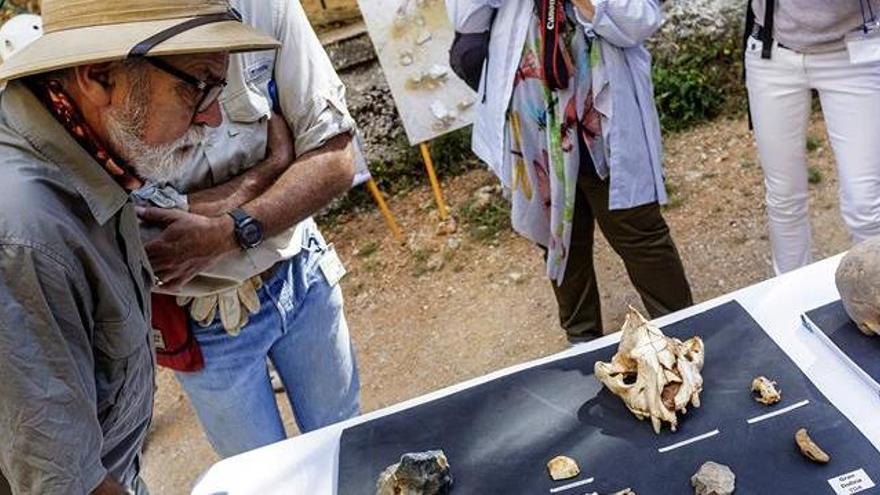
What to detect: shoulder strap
<box><xmin>743</xmin><ymin>2</ymin><xmax>756</xmax><ymax>129</ymax></box>
<box><xmin>760</xmin><ymin>0</ymin><xmax>774</xmax><ymax>59</ymax></box>
<box><xmin>743</xmin><ymin>1</ymin><xmax>755</xmax><ymax>70</ymax></box>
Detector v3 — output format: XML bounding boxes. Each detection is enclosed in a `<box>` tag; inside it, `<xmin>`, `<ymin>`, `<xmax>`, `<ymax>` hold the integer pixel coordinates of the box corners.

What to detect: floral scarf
<box><xmin>504</xmin><ymin>4</ymin><xmax>605</xmax><ymax>285</ymax></box>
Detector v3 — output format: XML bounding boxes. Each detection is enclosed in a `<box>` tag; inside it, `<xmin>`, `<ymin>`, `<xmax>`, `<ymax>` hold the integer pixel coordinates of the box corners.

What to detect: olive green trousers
<box><xmin>550</xmin><ymin>165</ymin><xmax>693</xmax><ymax>339</ymax></box>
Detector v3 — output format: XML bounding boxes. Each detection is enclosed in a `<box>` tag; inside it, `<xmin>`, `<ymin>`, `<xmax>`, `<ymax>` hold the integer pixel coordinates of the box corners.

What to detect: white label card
<box><xmin>318</xmin><ymin>244</ymin><xmax>347</xmax><ymax>287</ymax></box>
<box><xmin>828</xmin><ymin>469</ymin><xmax>876</xmax><ymax>495</ymax></box>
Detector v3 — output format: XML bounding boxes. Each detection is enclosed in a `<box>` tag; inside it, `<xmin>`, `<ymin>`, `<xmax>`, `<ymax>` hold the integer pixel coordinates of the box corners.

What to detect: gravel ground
<box><xmin>143</xmin><ymin>112</ymin><xmax>850</xmax><ymax>493</ymax></box>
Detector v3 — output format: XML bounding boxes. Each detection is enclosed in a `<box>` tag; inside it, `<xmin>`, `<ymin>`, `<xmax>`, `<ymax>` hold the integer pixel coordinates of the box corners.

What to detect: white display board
<box><xmin>356</xmin><ymin>0</ymin><xmax>476</xmax><ymax>145</ymax></box>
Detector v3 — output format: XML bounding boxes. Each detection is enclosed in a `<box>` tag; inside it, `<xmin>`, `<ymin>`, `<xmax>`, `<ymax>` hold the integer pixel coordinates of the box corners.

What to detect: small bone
<box><xmin>751</xmin><ymin>376</ymin><xmax>781</xmax><ymax>405</ymax></box>
<box><xmin>795</xmin><ymin>428</ymin><xmax>830</xmax><ymax>464</ymax></box>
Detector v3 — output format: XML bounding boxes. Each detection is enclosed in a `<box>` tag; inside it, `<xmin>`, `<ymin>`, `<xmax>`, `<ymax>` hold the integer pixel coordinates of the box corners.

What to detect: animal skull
<box><xmin>595</xmin><ymin>307</ymin><xmax>705</xmax><ymax>434</ymax></box>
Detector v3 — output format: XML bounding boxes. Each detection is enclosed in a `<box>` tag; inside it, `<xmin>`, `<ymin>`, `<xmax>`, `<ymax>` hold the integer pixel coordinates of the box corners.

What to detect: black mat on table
<box><xmin>804</xmin><ymin>300</ymin><xmax>880</xmax><ymax>387</ymax></box>
<box><xmin>338</xmin><ymin>301</ymin><xmax>880</xmax><ymax>494</ymax></box>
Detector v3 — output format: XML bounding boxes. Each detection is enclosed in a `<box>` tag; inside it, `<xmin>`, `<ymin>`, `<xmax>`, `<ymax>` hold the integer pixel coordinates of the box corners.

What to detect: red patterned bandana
<box><xmin>28</xmin><ymin>79</ymin><xmax>144</xmax><ymax>193</ymax></box>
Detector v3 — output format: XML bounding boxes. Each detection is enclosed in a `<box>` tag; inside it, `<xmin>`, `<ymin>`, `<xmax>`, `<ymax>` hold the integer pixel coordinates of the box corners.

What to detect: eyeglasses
<box><xmin>142</xmin><ymin>57</ymin><xmax>227</xmax><ymax>114</ymax></box>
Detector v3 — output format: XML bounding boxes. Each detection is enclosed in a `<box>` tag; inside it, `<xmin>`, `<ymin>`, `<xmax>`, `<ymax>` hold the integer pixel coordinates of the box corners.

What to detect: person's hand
<box><xmin>264</xmin><ymin>112</ymin><xmax>295</xmax><ymax>170</ymax></box>
<box><xmin>138</xmin><ymin>207</ymin><xmax>238</xmax><ymax>290</ymax></box>
<box><xmin>570</xmin><ymin>0</ymin><xmax>595</xmax><ymax>21</ymax></box>
<box><xmin>91</xmin><ymin>476</ymin><xmax>127</xmax><ymax>495</ymax></box>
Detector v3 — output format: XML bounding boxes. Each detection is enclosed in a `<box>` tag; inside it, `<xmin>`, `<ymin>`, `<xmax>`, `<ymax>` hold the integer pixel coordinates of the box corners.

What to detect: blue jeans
<box><xmin>175</xmin><ymin>225</ymin><xmax>360</xmax><ymax>458</ymax></box>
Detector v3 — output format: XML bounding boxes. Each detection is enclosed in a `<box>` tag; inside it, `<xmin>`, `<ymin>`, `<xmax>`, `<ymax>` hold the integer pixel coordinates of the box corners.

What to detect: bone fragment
<box><xmin>751</xmin><ymin>376</ymin><xmax>781</xmax><ymax>405</ymax></box>
<box><xmin>795</xmin><ymin>428</ymin><xmax>830</xmax><ymax>464</ymax></box>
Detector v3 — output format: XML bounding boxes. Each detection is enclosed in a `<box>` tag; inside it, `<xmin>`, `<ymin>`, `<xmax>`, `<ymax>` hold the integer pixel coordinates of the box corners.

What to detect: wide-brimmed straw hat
<box><xmin>0</xmin><ymin>0</ymin><xmax>280</xmax><ymax>82</ymax></box>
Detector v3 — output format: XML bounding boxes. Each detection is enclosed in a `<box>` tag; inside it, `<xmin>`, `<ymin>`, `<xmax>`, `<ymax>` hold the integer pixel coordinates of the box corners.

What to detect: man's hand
<box><xmin>570</xmin><ymin>0</ymin><xmax>595</xmax><ymax>21</ymax></box>
<box><xmin>138</xmin><ymin>207</ymin><xmax>238</xmax><ymax>290</ymax></box>
<box><xmin>91</xmin><ymin>476</ymin><xmax>127</xmax><ymax>495</ymax></box>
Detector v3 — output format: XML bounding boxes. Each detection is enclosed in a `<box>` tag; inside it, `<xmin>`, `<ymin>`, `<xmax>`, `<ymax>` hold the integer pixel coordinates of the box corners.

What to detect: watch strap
<box><xmin>228</xmin><ymin>207</ymin><xmax>250</xmax><ymax>226</ymax></box>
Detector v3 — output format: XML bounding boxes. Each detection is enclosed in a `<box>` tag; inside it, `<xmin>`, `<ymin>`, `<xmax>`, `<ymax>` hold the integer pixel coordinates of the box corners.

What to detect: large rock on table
<box><xmin>691</xmin><ymin>461</ymin><xmax>736</xmax><ymax>495</ymax></box>
<box><xmin>836</xmin><ymin>236</ymin><xmax>880</xmax><ymax>336</ymax></box>
<box><xmin>376</xmin><ymin>450</ymin><xmax>453</xmax><ymax>495</ymax></box>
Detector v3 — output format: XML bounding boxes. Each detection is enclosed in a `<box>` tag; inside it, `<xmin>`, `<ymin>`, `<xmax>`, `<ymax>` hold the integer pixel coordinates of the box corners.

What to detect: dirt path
<box><xmin>143</xmin><ymin>114</ymin><xmax>850</xmax><ymax>493</ymax></box>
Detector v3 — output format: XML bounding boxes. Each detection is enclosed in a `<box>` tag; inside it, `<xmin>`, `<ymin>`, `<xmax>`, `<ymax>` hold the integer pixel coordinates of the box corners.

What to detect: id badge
<box><xmin>318</xmin><ymin>244</ymin><xmax>347</xmax><ymax>287</ymax></box>
<box><xmin>846</xmin><ymin>24</ymin><xmax>880</xmax><ymax>64</ymax></box>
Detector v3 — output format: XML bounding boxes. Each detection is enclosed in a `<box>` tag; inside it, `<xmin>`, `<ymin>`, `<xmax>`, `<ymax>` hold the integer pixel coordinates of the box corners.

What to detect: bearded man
<box><xmin>0</xmin><ymin>1</ymin><xmax>279</xmax><ymax>493</ymax></box>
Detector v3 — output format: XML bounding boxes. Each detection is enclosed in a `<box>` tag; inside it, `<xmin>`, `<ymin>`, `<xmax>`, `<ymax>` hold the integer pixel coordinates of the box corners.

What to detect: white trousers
<box><xmin>746</xmin><ymin>36</ymin><xmax>880</xmax><ymax>274</ymax></box>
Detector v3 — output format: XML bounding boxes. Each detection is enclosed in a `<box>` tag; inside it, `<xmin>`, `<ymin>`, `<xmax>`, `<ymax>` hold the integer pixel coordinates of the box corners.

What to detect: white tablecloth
<box><xmin>192</xmin><ymin>254</ymin><xmax>880</xmax><ymax>494</ymax></box>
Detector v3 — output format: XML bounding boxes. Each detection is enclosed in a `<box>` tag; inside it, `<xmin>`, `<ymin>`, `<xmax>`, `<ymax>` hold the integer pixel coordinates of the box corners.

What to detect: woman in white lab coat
<box><xmin>447</xmin><ymin>0</ymin><xmax>692</xmax><ymax>341</ymax></box>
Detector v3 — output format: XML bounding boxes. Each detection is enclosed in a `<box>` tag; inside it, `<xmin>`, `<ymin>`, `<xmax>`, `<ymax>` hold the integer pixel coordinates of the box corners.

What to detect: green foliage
<box><xmin>355</xmin><ymin>240</ymin><xmax>380</xmax><ymax>258</ymax></box>
<box><xmin>662</xmin><ymin>180</ymin><xmax>684</xmax><ymax>211</ymax></box>
<box><xmin>458</xmin><ymin>192</ymin><xmax>511</xmax><ymax>243</ymax></box>
<box><xmin>649</xmin><ymin>1</ymin><xmax>747</xmax><ymax>133</ymax></box>
<box><xmin>808</xmin><ymin>166</ymin><xmax>823</xmax><ymax>185</ymax></box>
<box><xmin>371</xmin><ymin>128</ymin><xmax>477</xmax><ymax>195</ymax></box>
<box><xmin>410</xmin><ymin>247</ymin><xmax>436</xmax><ymax>277</ymax></box>
<box><xmin>652</xmin><ymin>35</ymin><xmax>744</xmax><ymax>133</ymax></box>
<box><xmin>806</xmin><ymin>135</ymin><xmax>822</xmax><ymax>153</ymax></box>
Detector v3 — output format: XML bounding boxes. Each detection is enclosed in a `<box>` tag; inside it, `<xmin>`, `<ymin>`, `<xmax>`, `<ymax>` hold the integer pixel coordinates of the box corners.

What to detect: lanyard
<box><xmin>860</xmin><ymin>0</ymin><xmax>878</xmax><ymax>33</ymax></box>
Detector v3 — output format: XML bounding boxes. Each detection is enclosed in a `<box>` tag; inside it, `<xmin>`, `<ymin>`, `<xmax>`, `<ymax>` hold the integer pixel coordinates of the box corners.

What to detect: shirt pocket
<box><xmin>221</xmin><ymin>60</ymin><xmax>272</xmax><ymax>123</ymax></box>
<box><xmin>94</xmin><ymin>305</ymin><xmax>148</xmax><ymax>360</ymax></box>
<box><xmin>223</xmin><ymin>83</ymin><xmax>272</xmax><ymax>123</ymax></box>
<box><xmin>204</xmin><ymin>118</ymin><xmax>269</xmax><ymax>184</ymax></box>
<box><xmin>93</xmin><ymin>309</ymin><xmax>152</xmax><ymax>434</ymax></box>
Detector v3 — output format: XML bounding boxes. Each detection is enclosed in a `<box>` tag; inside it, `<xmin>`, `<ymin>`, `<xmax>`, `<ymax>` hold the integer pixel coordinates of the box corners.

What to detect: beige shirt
<box><xmin>0</xmin><ymin>81</ymin><xmax>154</xmax><ymax>494</ymax></box>
<box><xmin>158</xmin><ymin>0</ymin><xmax>356</xmax><ymax>297</ymax></box>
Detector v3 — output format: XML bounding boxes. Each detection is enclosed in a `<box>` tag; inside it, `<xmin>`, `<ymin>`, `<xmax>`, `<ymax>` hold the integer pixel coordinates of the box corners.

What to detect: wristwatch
<box><xmin>228</xmin><ymin>208</ymin><xmax>264</xmax><ymax>250</ymax></box>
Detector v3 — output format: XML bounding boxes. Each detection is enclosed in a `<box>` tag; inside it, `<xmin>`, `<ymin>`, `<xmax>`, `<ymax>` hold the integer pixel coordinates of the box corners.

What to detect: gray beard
<box><xmin>105</xmin><ymin>115</ymin><xmax>204</xmax><ymax>185</ymax></box>
<box><xmin>104</xmin><ymin>75</ymin><xmax>205</xmax><ymax>185</ymax></box>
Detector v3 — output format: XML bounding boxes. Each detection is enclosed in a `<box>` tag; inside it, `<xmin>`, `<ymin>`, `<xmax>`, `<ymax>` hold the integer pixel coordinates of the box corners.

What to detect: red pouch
<box><xmin>151</xmin><ymin>293</ymin><xmax>204</xmax><ymax>372</ymax></box>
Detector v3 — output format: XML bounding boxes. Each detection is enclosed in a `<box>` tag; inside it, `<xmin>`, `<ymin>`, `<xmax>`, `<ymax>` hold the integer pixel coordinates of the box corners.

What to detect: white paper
<box><xmin>318</xmin><ymin>245</ymin><xmax>347</xmax><ymax>287</ymax></box>
<box><xmin>828</xmin><ymin>468</ymin><xmax>876</xmax><ymax>495</ymax></box>
<box><xmin>356</xmin><ymin>0</ymin><xmax>477</xmax><ymax>145</ymax></box>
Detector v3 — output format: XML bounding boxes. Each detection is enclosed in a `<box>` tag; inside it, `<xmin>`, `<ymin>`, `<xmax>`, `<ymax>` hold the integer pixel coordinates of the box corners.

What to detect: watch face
<box><xmin>240</xmin><ymin>220</ymin><xmax>264</xmax><ymax>248</ymax></box>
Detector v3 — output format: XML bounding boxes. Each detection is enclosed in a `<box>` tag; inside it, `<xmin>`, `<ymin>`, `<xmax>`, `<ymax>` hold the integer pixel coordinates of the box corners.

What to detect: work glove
<box><xmin>176</xmin><ymin>275</ymin><xmax>263</xmax><ymax>336</ymax></box>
